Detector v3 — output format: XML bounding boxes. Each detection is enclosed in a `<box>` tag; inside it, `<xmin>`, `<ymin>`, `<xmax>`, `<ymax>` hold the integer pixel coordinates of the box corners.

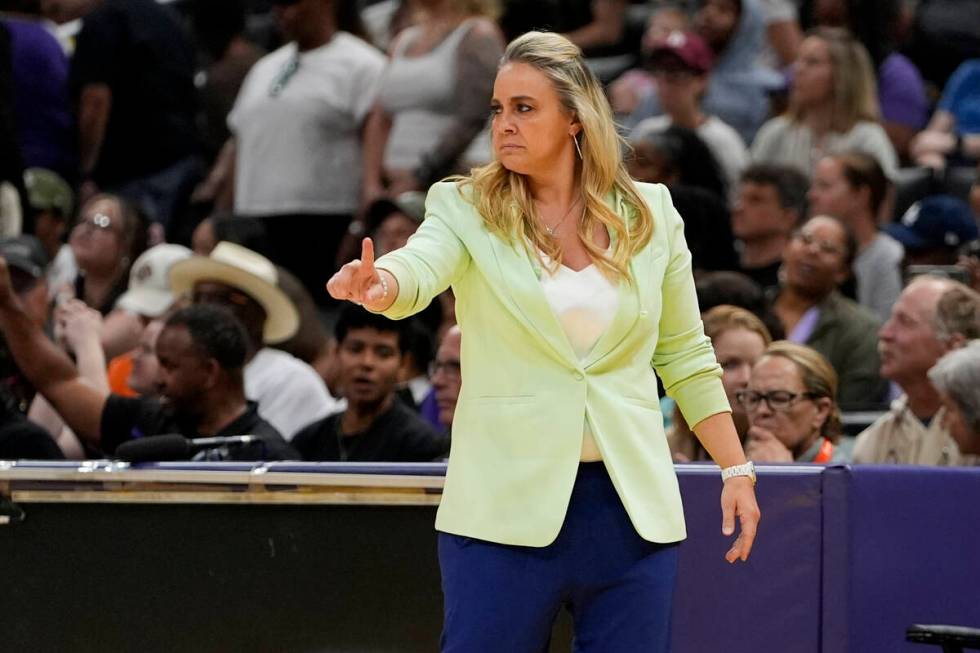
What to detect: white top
<box><xmin>378</xmin><ymin>19</ymin><xmax>491</xmax><ymax>171</ymax></box>
<box><xmin>631</xmin><ymin>115</ymin><xmax>748</xmax><ymax>195</ymax></box>
<box><xmin>750</xmin><ymin>115</ymin><xmax>898</xmax><ymax>179</ymax></box>
<box><xmin>245</xmin><ymin>347</ymin><xmax>342</xmax><ymax>440</ymax></box>
<box><xmin>229</xmin><ymin>33</ymin><xmax>385</xmax><ymax>215</ymax></box>
<box><xmin>538</xmin><ymin>256</ymin><xmax>620</xmax><ymax>360</ymax></box>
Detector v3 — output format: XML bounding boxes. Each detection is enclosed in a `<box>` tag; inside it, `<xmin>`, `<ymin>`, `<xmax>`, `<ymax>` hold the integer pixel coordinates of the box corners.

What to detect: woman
<box><xmin>329</xmin><ymin>31</ymin><xmax>760</xmax><ymax>651</ymax></box>
<box><xmin>196</xmin><ymin>0</ymin><xmax>385</xmax><ymax>303</ymax></box>
<box><xmin>928</xmin><ymin>340</ymin><xmax>980</xmax><ymax>456</ymax></box>
<box><xmin>360</xmin><ymin>0</ymin><xmax>505</xmax><ymax>206</ymax></box>
<box><xmin>739</xmin><ymin>340</ymin><xmax>849</xmax><ymax>462</ymax></box>
<box><xmin>57</xmin><ymin>193</ymin><xmax>147</xmax><ymax>358</ymax></box>
<box><xmin>808</xmin><ymin>151</ymin><xmax>903</xmax><ymax>322</ymax></box>
<box><xmin>810</xmin><ymin>0</ymin><xmax>928</xmax><ymax>160</ymax></box>
<box><xmin>669</xmin><ymin>304</ymin><xmax>772</xmax><ymax>461</ymax></box>
<box><xmin>751</xmin><ymin>27</ymin><xmax>897</xmax><ymax>178</ymax></box>
<box><xmin>772</xmin><ymin>214</ymin><xmax>886</xmax><ymax>408</ymax></box>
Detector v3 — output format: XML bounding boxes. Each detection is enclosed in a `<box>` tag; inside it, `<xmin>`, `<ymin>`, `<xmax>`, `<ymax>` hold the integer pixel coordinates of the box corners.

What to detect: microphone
<box><xmin>115</xmin><ymin>434</ymin><xmax>260</xmax><ymax>463</ymax></box>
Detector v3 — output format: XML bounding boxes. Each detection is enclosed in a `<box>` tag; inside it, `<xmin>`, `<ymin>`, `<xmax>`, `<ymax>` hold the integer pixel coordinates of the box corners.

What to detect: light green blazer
<box><xmin>376</xmin><ymin>180</ymin><xmax>730</xmax><ymax>547</ymax></box>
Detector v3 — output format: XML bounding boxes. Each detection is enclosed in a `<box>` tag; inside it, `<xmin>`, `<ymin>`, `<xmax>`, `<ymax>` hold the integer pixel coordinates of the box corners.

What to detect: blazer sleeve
<box><xmin>374</xmin><ymin>182</ymin><xmax>472</xmax><ymax>320</ymax></box>
<box><xmin>649</xmin><ymin>186</ymin><xmax>731</xmax><ymax>427</ymax></box>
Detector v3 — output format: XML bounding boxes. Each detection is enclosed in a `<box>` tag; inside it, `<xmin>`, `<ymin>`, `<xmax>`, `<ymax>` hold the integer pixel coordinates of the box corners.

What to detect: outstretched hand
<box><xmin>326</xmin><ymin>238</ymin><xmax>388</xmax><ymax>307</ymax></box>
<box><xmin>721</xmin><ymin>477</ymin><xmax>760</xmax><ymax>563</ymax></box>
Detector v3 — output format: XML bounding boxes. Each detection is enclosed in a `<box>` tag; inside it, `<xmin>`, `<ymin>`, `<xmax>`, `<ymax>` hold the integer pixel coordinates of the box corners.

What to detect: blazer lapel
<box><xmin>583</xmin><ymin>250</ymin><xmax>642</xmax><ymax>370</ymax></box>
<box><xmin>484</xmin><ymin>230</ymin><xmax>579</xmax><ymax>366</ymax></box>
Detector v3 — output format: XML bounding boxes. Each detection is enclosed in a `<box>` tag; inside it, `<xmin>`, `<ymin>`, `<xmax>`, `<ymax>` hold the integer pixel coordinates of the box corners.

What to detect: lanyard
<box><xmin>813</xmin><ymin>438</ymin><xmax>834</xmax><ymax>463</ymax></box>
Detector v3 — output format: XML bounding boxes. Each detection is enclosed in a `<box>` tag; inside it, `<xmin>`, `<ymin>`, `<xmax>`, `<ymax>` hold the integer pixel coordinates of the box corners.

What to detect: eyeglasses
<box><xmin>735</xmin><ymin>389</ymin><xmax>821</xmax><ymax>412</ymax></box>
<box><xmin>76</xmin><ymin>212</ymin><xmax>114</xmax><ymax>232</ymax></box>
<box><xmin>793</xmin><ymin>230</ymin><xmax>845</xmax><ymax>258</ymax></box>
<box><xmin>429</xmin><ymin>359</ymin><xmax>461</xmax><ymax>379</ymax></box>
<box><xmin>268</xmin><ymin>52</ymin><xmax>300</xmax><ymax>97</ymax></box>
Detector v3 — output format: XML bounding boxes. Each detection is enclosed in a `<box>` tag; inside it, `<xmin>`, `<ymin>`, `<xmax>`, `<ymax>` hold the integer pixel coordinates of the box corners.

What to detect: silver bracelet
<box><xmin>379</xmin><ymin>273</ymin><xmax>389</xmax><ymax>300</ymax></box>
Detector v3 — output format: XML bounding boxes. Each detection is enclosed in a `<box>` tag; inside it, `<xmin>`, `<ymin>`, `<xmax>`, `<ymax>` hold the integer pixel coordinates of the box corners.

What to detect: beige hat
<box><xmin>169</xmin><ymin>241</ymin><xmax>299</xmax><ymax>343</ymax></box>
<box><xmin>116</xmin><ymin>244</ymin><xmax>192</xmax><ymax>318</ymax></box>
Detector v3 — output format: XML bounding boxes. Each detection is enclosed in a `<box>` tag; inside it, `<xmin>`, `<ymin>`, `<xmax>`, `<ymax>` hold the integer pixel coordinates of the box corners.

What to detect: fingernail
<box><xmin>723</xmin><ymin>527</ymin><xmax>733</xmax><ymax>535</ymax></box>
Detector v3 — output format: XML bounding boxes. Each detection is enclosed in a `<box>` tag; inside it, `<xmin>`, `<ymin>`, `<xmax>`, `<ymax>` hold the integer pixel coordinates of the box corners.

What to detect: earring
<box><xmin>572</xmin><ymin>133</ymin><xmax>583</xmax><ymax>160</ymax></box>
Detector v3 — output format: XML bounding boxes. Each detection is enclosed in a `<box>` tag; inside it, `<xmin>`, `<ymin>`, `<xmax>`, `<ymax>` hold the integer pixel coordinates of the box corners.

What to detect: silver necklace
<box><xmin>543</xmin><ymin>196</ymin><xmax>583</xmax><ymax>236</ymax></box>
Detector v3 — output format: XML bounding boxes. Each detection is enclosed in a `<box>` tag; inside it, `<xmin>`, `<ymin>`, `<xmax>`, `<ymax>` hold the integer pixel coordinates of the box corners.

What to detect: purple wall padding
<box><xmin>673</xmin><ymin>465</ymin><xmax>825</xmax><ymax>652</ymax></box>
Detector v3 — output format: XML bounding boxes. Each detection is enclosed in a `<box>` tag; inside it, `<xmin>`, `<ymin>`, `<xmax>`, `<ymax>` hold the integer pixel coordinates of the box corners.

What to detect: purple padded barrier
<box><xmin>822</xmin><ymin>465</ymin><xmax>980</xmax><ymax>653</ymax></box>
<box><xmin>673</xmin><ymin>464</ymin><xmax>825</xmax><ymax>653</ymax></box>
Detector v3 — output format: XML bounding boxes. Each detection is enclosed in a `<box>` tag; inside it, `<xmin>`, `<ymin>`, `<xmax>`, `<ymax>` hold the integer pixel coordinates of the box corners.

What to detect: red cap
<box><xmin>648</xmin><ymin>30</ymin><xmax>714</xmax><ymax>74</ymax></box>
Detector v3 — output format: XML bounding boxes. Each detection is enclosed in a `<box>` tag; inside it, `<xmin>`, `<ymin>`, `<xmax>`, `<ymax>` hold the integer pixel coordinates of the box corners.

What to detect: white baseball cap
<box><xmin>116</xmin><ymin>244</ymin><xmax>192</xmax><ymax>318</ymax></box>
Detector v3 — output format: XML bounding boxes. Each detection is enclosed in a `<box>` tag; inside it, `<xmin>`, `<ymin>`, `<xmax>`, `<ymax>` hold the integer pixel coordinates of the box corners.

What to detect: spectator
<box><xmin>125</xmin><ymin>319</ymin><xmax>164</xmax><ymax>397</ymax></box>
<box><xmin>69</xmin><ymin>0</ymin><xmax>201</xmax><ymax>226</ymax></box>
<box><xmin>364</xmin><ymin>191</ymin><xmax>426</xmax><ymax>257</ymax></box>
<box><xmin>631</xmin><ymin>30</ymin><xmax>748</xmax><ymax>194</ymax></box>
<box><xmin>759</xmin><ymin>0</ymin><xmax>802</xmax><ymax>67</ymax></box>
<box><xmin>731</xmin><ymin>163</ymin><xmax>808</xmax><ymax>290</ymax></box>
<box><xmin>773</xmin><ymin>215</ymin><xmax>887</xmax><ymax>408</ymax></box>
<box><xmin>54</xmin><ymin>193</ymin><xmax>148</xmax><ymax>359</ymax></box>
<box><xmin>910</xmin><ymin>58</ymin><xmax>980</xmax><ymax>169</ymax></box>
<box><xmin>695</xmin><ymin>271</ymin><xmax>785</xmax><ymax>340</ymax></box>
<box><xmin>811</xmin><ymin>0</ymin><xmax>929</xmax><ymax>160</ymax></box>
<box><xmin>608</xmin><ymin>5</ymin><xmax>690</xmax><ymax>117</ymax></box>
<box><xmin>291</xmin><ymin>305</ymin><xmax>449</xmax><ymax>462</ymax></box>
<box><xmin>0</xmin><ymin>236</ymin><xmax>51</xmax><ymax>413</ymax></box>
<box><xmin>170</xmin><ymin>242</ymin><xmax>340</xmax><ymax>439</ymax></box>
<box><xmin>739</xmin><ymin>340</ymin><xmax>849</xmax><ymax>462</ymax></box>
<box><xmin>808</xmin><ymin>152</ymin><xmax>903</xmax><ymax>322</ymax></box>
<box><xmin>669</xmin><ymin>305</ymin><xmax>772</xmax><ymax>461</ymax></box>
<box><xmin>854</xmin><ymin>278</ymin><xmax>980</xmax><ymax>464</ymax></box>
<box><xmin>0</xmin><ymin>276</ymin><xmax>297</xmax><ymax>460</ymax></box>
<box><xmin>627</xmin><ymin>125</ymin><xmax>728</xmax><ymax>199</ymax></box>
<box><xmin>560</xmin><ymin>0</ymin><xmax>633</xmax><ymax>61</ymax></box>
<box><xmin>427</xmin><ymin>324</ymin><xmax>461</xmax><ymax>432</ymax></box>
<box><xmin>189</xmin><ymin>0</ymin><xmax>263</xmax><ymax>164</ymax></box>
<box><xmin>104</xmin><ymin>244</ymin><xmax>192</xmax><ymax>396</ymax></box>
<box><xmin>691</xmin><ymin>0</ymin><xmax>780</xmax><ymax>143</ymax></box>
<box><xmin>628</xmin><ymin>0</ymin><xmax>779</xmax><ymax>143</ymax></box>
<box><xmin>22</xmin><ymin>167</ymin><xmax>72</xmax><ymax>264</ymax></box>
<box><xmin>928</xmin><ymin>340</ymin><xmax>980</xmax><ymax>456</ymax></box>
<box><xmin>198</xmin><ymin>0</ymin><xmax>385</xmax><ymax>304</ymax></box>
<box><xmin>886</xmin><ymin>195</ymin><xmax>979</xmax><ymax>267</ymax></box>
<box><xmin>360</xmin><ymin>0</ymin><xmax>505</xmax><ymax>209</ymax></box>
<box><xmin>0</xmin><ymin>2</ymin><xmax>75</xmax><ymax>181</ymax></box>
<box><xmin>751</xmin><ymin>27</ymin><xmax>898</xmax><ymax>179</ymax></box>
<box><xmin>0</xmin><ymin>398</ymin><xmax>63</xmax><ymax>459</ymax></box>
<box><xmin>190</xmin><ymin>213</ymin><xmax>269</xmax><ymax>259</ymax></box>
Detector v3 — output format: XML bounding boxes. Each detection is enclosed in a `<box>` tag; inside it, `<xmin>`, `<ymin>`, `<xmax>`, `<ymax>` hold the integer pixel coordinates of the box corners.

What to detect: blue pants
<box><xmin>438</xmin><ymin>462</ymin><xmax>679</xmax><ymax>652</ymax></box>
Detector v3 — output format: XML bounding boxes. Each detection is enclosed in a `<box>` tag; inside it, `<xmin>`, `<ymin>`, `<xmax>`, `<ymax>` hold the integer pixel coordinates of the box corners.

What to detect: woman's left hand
<box><xmin>721</xmin><ymin>476</ymin><xmax>760</xmax><ymax>564</ymax></box>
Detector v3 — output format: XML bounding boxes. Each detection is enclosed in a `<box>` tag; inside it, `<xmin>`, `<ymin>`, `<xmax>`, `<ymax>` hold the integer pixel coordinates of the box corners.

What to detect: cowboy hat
<box><xmin>169</xmin><ymin>241</ymin><xmax>299</xmax><ymax>343</ymax></box>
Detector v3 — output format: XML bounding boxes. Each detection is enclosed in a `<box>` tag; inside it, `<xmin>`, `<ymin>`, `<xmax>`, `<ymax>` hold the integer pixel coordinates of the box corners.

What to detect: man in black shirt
<box><xmin>293</xmin><ymin>306</ymin><xmax>448</xmax><ymax>462</ymax></box>
<box><xmin>732</xmin><ymin>164</ymin><xmax>809</xmax><ymax>292</ymax></box>
<box><xmin>0</xmin><ymin>261</ymin><xmax>295</xmax><ymax>461</ymax></box>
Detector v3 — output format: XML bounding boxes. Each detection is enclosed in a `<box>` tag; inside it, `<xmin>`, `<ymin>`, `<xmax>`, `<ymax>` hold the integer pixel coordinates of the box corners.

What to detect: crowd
<box><xmin>0</xmin><ymin>0</ymin><xmax>979</xmax><ymax>466</ymax></box>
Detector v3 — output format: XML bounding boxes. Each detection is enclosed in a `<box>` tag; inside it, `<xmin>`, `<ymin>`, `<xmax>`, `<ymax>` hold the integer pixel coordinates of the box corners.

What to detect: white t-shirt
<box><xmin>229</xmin><ymin>33</ymin><xmax>385</xmax><ymax>216</ymax></box>
<box><xmin>245</xmin><ymin>347</ymin><xmax>341</xmax><ymax>440</ymax></box>
<box><xmin>631</xmin><ymin>115</ymin><xmax>748</xmax><ymax>194</ymax></box>
<box><xmin>538</xmin><ymin>256</ymin><xmax>619</xmax><ymax>360</ymax></box>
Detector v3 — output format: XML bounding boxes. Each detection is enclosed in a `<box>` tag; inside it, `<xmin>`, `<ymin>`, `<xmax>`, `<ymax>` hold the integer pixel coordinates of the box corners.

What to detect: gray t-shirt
<box><xmin>854</xmin><ymin>232</ymin><xmax>904</xmax><ymax>323</ymax></box>
<box><xmin>229</xmin><ymin>33</ymin><xmax>385</xmax><ymax>215</ymax></box>
<box><xmin>750</xmin><ymin>116</ymin><xmax>898</xmax><ymax>179</ymax></box>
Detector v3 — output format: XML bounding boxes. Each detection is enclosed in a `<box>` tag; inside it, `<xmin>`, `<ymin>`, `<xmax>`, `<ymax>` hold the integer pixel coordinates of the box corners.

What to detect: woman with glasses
<box><xmin>772</xmin><ymin>214</ymin><xmax>887</xmax><ymax>409</ymax></box>
<box><xmin>195</xmin><ymin>0</ymin><xmax>385</xmax><ymax>305</ymax></box>
<box><xmin>739</xmin><ymin>341</ymin><xmax>850</xmax><ymax>463</ymax></box>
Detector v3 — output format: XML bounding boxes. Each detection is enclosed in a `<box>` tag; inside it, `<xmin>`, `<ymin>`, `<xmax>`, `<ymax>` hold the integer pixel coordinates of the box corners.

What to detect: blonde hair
<box><xmin>787</xmin><ymin>27</ymin><xmax>880</xmax><ymax>133</ymax></box>
<box><xmin>703</xmin><ymin>305</ymin><xmax>773</xmax><ymax>345</ymax></box>
<box><xmin>762</xmin><ymin>341</ymin><xmax>842</xmax><ymax>442</ymax></box>
<box><xmin>457</xmin><ymin>31</ymin><xmax>654</xmax><ymax>282</ymax></box>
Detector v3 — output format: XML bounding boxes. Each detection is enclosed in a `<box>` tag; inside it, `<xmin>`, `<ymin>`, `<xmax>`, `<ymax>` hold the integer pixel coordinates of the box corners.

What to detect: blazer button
<box><xmin>573</xmin><ymin>372</ymin><xmax>584</xmax><ymax>381</ymax></box>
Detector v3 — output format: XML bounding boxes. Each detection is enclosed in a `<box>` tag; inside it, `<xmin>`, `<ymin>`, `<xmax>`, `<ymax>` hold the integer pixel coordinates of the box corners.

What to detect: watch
<box><xmin>721</xmin><ymin>461</ymin><xmax>756</xmax><ymax>486</ymax></box>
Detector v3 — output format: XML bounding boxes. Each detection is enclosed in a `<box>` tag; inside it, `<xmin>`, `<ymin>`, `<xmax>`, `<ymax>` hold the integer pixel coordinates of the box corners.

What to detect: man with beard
<box><xmin>0</xmin><ymin>255</ymin><xmax>295</xmax><ymax>461</ymax></box>
<box><xmin>291</xmin><ymin>305</ymin><xmax>448</xmax><ymax>462</ymax></box>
